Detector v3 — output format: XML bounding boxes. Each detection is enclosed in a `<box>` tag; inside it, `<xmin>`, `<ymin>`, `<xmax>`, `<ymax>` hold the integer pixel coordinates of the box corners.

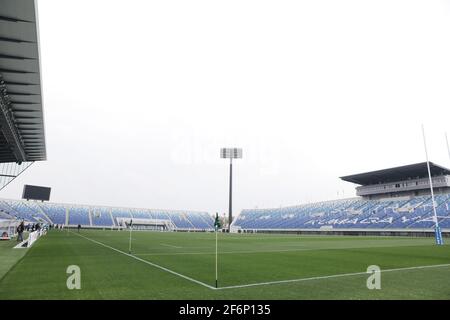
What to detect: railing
<box><xmin>356</xmin><ymin>176</ymin><xmax>450</xmax><ymax>196</ymax></box>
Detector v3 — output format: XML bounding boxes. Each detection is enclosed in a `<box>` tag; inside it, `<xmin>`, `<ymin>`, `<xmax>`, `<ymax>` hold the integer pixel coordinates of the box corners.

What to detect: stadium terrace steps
<box><xmin>0</xmin><ymin>198</ymin><xmax>214</xmax><ymax>230</ymax></box>
<box><xmin>68</xmin><ymin>207</ymin><xmax>91</xmax><ymax>226</ymax></box>
<box><xmin>0</xmin><ymin>200</ymin><xmax>49</xmax><ymax>223</ymax></box>
<box><xmin>7</xmin><ymin>194</ymin><xmax>449</xmax><ymax>231</ymax></box>
<box><xmin>0</xmin><ymin>210</ymin><xmax>12</xmax><ymax>220</ymax></box>
<box><xmin>232</xmin><ymin>194</ymin><xmax>450</xmax><ymax>231</ymax></box>
<box><xmin>91</xmin><ymin>207</ymin><xmax>114</xmax><ymax>227</ymax></box>
<box><xmin>0</xmin><ymin>202</ymin><xmax>15</xmax><ymax>220</ymax></box>
<box><xmin>38</xmin><ymin>203</ymin><xmax>66</xmax><ymax>225</ymax></box>
<box><xmin>109</xmin><ymin>210</ymin><xmax>116</xmax><ymax>227</ymax></box>
<box><xmin>35</xmin><ymin>205</ymin><xmax>52</xmax><ymax>224</ymax></box>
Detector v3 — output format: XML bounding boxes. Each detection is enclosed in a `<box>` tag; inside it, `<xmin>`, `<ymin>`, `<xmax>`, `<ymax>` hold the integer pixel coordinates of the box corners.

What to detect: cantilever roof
<box><xmin>0</xmin><ymin>0</ymin><xmax>46</xmax><ymax>162</ymax></box>
<box><xmin>340</xmin><ymin>162</ymin><xmax>450</xmax><ymax>186</ymax></box>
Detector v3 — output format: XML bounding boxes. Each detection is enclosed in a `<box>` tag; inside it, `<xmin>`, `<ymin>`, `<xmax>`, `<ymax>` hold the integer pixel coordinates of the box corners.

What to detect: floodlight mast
<box><xmin>220</xmin><ymin>148</ymin><xmax>242</xmax><ymax>232</ymax></box>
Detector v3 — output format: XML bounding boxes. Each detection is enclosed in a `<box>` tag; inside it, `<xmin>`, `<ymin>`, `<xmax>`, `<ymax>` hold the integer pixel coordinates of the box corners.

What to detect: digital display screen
<box><xmin>22</xmin><ymin>185</ymin><xmax>51</xmax><ymax>201</ymax></box>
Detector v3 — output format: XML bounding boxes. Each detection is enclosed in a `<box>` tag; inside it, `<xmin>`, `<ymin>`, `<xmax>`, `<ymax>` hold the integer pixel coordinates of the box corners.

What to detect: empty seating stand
<box><xmin>0</xmin><ymin>198</ymin><xmax>214</xmax><ymax>230</ymax></box>
<box><xmin>232</xmin><ymin>194</ymin><xmax>450</xmax><ymax>231</ymax></box>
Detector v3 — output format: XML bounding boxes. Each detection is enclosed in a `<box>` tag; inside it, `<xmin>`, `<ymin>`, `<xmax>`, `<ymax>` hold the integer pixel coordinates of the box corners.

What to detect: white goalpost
<box><xmin>421</xmin><ymin>124</ymin><xmax>443</xmax><ymax>245</ymax></box>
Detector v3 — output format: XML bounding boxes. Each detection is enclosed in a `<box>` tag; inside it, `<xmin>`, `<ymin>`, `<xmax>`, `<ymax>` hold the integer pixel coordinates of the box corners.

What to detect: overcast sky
<box><xmin>2</xmin><ymin>0</ymin><xmax>450</xmax><ymax>215</ymax></box>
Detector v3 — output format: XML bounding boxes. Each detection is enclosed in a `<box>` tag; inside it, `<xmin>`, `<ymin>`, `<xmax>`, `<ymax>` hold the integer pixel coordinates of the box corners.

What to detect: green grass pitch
<box><xmin>0</xmin><ymin>229</ymin><xmax>449</xmax><ymax>299</ymax></box>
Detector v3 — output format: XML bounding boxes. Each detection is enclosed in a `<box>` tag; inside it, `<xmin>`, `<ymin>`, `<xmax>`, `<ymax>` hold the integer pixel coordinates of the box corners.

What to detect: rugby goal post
<box><xmin>116</xmin><ymin>218</ymin><xmax>175</xmax><ymax>231</ymax></box>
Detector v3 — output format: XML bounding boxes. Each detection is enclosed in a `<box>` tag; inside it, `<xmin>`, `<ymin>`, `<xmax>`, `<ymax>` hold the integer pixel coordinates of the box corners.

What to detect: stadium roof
<box><xmin>340</xmin><ymin>162</ymin><xmax>450</xmax><ymax>185</ymax></box>
<box><xmin>0</xmin><ymin>0</ymin><xmax>46</xmax><ymax>163</ymax></box>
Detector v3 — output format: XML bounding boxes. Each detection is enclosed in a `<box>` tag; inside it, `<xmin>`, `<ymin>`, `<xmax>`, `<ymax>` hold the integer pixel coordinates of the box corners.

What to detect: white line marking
<box><xmin>71</xmin><ymin>232</ymin><xmax>215</xmax><ymax>290</ymax></box>
<box><xmin>134</xmin><ymin>242</ymin><xmax>436</xmax><ymax>257</ymax></box>
<box><xmin>71</xmin><ymin>232</ymin><xmax>450</xmax><ymax>291</ymax></box>
<box><xmin>216</xmin><ymin>263</ymin><xmax>450</xmax><ymax>290</ymax></box>
<box><xmin>160</xmin><ymin>243</ymin><xmax>182</xmax><ymax>249</ymax></box>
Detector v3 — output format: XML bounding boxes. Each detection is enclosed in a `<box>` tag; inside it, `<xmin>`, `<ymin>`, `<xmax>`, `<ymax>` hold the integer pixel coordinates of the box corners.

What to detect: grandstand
<box><xmin>0</xmin><ymin>0</ymin><xmax>46</xmax><ymax>190</ymax></box>
<box><xmin>232</xmin><ymin>162</ymin><xmax>450</xmax><ymax>235</ymax></box>
<box><xmin>0</xmin><ymin>198</ymin><xmax>214</xmax><ymax>231</ymax></box>
<box><xmin>2</xmin><ymin>161</ymin><xmax>449</xmax><ymax>235</ymax></box>
<box><xmin>1</xmin><ymin>0</ymin><xmax>450</xmax><ymax>303</ymax></box>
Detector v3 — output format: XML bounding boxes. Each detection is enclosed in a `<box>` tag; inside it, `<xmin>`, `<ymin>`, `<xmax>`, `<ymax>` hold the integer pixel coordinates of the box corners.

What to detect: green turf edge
<box><xmin>0</xmin><ymin>240</ymin><xmax>31</xmax><ymax>283</ymax></box>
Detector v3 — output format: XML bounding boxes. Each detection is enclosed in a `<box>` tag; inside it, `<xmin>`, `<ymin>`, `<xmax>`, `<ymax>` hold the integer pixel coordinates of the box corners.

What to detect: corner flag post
<box><xmin>129</xmin><ymin>219</ymin><xmax>133</xmax><ymax>254</ymax></box>
<box><xmin>214</xmin><ymin>213</ymin><xmax>221</xmax><ymax>288</ymax></box>
<box><xmin>422</xmin><ymin>125</ymin><xmax>443</xmax><ymax>245</ymax></box>
<box><xmin>215</xmin><ymin>227</ymin><xmax>218</xmax><ymax>288</ymax></box>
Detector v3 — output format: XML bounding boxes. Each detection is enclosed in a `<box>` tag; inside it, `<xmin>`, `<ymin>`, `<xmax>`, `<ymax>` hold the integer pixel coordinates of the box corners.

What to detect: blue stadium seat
<box><xmin>39</xmin><ymin>203</ymin><xmax>66</xmax><ymax>225</ymax></box>
<box><xmin>91</xmin><ymin>207</ymin><xmax>114</xmax><ymax>226</ymax></box>
<box><xmin>68</xmin><ymin>207</ymin><xmax>91</xmax><ymax>226</ymax></box>
<box><xmin>232</xmin><ymin>195</ymin><xmax>450</xmax><ymax>231</ymax></box>
<box><xmin>1</xmin><ymin>200</ymin><xmax>50</xmax><ymax>223</ymax></box>
<box><xmin>0</xmin><ymin>198</ymin><xmax>215</xmax><ymax>230</ymax></box>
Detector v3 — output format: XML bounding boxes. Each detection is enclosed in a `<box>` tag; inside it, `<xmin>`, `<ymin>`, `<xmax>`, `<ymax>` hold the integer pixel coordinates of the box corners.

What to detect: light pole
<box><xmin>220</xmin><ymin>148</ymin><xmax>242</xmax><ymax>232</ymax></box>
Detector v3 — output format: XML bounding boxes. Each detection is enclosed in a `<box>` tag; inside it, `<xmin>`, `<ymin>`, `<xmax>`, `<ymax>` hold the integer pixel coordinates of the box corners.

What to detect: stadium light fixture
<box><xmin>220</xmin><ymin>148</ymin><xmax>243</xmax><ymax>232</ymax></box>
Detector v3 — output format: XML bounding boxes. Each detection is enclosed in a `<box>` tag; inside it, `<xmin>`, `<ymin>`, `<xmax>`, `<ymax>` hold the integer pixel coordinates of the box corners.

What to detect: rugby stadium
<box><xmin>1</xmin><ymin>0</ymin><xmax>450</xmax><ymax>304</ymax></box>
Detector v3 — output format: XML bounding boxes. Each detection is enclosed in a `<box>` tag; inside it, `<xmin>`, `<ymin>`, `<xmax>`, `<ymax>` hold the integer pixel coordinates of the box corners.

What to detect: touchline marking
<box><xmin>135</xmin><ymin>248</ymin><xmax>313</xmax><ymax>256</ymax></box>
<box><xmin>160</xmin><ymin>243</ymin><xmax>182</xmax><ymax>249</ymax></box>
<box><xmin>215</xmin><ymin>263</ymin><xmax>450</xmax><ymax>290</ymax></box>
<box><xmin>134</xmin><ymin>242</ymin><xmax>434</xmax><ymax>257</ymax></box>
<box><xmin>71</xmin><ymin>232</ymin><xmax>215</xmax><ymax>290</ymax></box>
<box><xmin>71</xmin><ymin>232</ymin><xmax>450</xmax><ymax>291</ymax></box>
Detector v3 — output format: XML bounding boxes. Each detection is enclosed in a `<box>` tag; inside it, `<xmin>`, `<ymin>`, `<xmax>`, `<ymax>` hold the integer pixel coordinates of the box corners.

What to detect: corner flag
<box><xmin>214</xmin><ymin>212</ymin><xmax>221</xmax><ymax>288</ymax></box>
<box><xmin>214</xmin><ymin>213</ymin><xmax>221</xmax><ymax>231</ymax></box>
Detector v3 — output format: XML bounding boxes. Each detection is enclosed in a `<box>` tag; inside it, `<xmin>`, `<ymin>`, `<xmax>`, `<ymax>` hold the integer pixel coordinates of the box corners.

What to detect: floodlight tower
<box><xmin>220</xmin><ymin>148</ymin><xmax>243</xmax><ymax>232</ymax></box>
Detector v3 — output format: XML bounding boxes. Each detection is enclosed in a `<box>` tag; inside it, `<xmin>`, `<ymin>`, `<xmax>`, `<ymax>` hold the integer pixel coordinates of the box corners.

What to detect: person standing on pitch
<box><xmin>16</xmin><ymin>221</ymin><xmax>24</xmax><ymax>242</ymax></box>
<box><xmin>77</xmin><ymin>224</ymin><xmax>81</xmax><ymax>233</ymax></box>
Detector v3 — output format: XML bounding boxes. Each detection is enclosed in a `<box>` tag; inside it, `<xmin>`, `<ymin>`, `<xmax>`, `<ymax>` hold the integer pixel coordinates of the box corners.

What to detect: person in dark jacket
<box><xmin>16</xmin><ymin>221</ymin><xmax>25</xmax><ymax>242</ymax></box>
